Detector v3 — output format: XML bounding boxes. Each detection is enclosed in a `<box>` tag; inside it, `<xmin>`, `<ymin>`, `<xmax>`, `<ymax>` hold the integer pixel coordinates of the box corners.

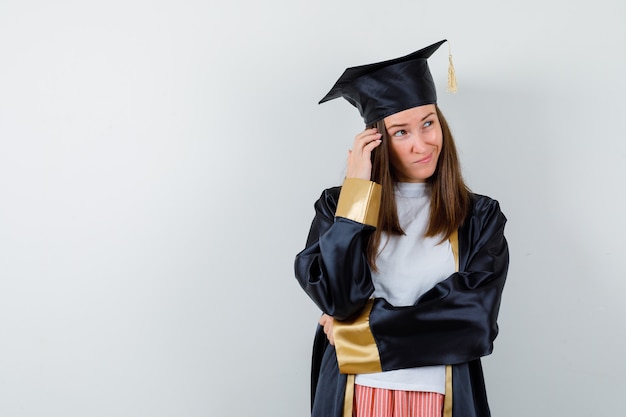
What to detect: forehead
<box><xmin>383</xmin><ymin>104</ymin><xmax>436</xmax><ymax>126</ymax></box>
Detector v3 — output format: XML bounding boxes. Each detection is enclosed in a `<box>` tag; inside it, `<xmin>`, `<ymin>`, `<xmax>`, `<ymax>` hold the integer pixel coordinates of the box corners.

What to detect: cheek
<box><xmin>433</xmin><ymin>135</ymin><xmax>444</xmax><ymax>165</ymax></box>
<box><xmin>427</xmin><ymin>131</ymin><xmax>443</xmax><ymax>148</ymax></box>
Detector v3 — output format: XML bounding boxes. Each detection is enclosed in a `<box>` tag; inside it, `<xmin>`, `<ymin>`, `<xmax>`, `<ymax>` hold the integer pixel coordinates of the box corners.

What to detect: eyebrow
<box><xmin>386</xmin><ymin>112</ymin><xmax>435</xmax><ymax>130</ymax></box>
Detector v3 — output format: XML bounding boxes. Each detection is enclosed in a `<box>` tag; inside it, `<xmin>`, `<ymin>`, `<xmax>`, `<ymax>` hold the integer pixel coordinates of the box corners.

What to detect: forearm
<box><xmin>294</xmin><ymin>179</ymin><xmax>382</xmax><ymax>320</ymax></box>
<box><xmin>332</xmin><ymin>197</ymin><xmax>509</xmax><ymax>373</ymax></box>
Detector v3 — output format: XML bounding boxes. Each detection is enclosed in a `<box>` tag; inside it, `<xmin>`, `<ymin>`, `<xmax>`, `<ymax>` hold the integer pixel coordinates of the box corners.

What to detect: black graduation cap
<box><xmin>319</xmin><ymin>39</ymin><xmax>454</xmax><ymax>125</ymax></box>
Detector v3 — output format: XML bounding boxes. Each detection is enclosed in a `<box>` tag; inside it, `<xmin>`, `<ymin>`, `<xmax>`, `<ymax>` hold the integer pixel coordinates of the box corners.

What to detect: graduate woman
<box><xmin>294</xmin><ymin>39</ymin><xmax>509</xmax><ymax>417</ymax></box>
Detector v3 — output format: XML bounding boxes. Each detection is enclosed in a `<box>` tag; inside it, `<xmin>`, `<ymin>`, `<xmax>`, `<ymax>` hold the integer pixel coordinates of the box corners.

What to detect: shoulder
<box><xmin>316</xmin><ymin>185</ymin><xmax>342</xmax><ymax>206</ymax></box>
<box><xmin>470</xmin><ymin>193</ymin><xmax>505</xmax><ymax>216</ymax></box>
<box><xmin>322</xmin><ymin>185</ymin><xmax>342</xmax><ymax>200</ymax></box>
<box><xmin>312</xmin><ymin>185</ymin><xmax>343</xmax><ymax>217</ymax></box>
<box><xmin>466</xmin><ymin>193</ymin><xmax>507</xmax><ymax>230</ymax></box>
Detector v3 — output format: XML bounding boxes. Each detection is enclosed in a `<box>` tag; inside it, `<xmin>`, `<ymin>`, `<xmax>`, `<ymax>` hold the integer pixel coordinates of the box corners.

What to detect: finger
<box><xmin>355</xmin><ymin>129</ymin><xmax>381</xmax><ymax>143</ymax></box>
<box><xmin>356</xmin><ymin>128</ymin><xmax>377</xmax><ymax>138</ymax></box>
<box><xmin>363</xmin><ymin>137</ymin><xmax>383</xmax><ymax>153</ymax></box>
<box><xmin>328</xmin><ymin>321</ymin><xmax>335</xmax><ymax>345</ymax></box>
<box><xmin>354</xmin><ymin>128</ymin><xmax>380</xmax><ymax>143</ymax></box>
<box><xmin>354</xmin><ymin>133</ymin><xmax>383</xmax><ymax>151</ymax></box>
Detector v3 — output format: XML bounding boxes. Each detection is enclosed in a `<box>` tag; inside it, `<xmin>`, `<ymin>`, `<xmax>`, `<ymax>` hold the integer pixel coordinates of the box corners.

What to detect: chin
<box><xmin>410</xmin><ymin>169</ymin><xmax>436</xmax><ymax>182</ymax></box>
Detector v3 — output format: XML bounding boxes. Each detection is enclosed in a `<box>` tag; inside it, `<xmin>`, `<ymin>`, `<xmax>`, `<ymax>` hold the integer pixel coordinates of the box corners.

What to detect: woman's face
<box><xmin>384</xmin><ymin>104</ymin><xmax>442</xmax><ymax>183</ymax></box>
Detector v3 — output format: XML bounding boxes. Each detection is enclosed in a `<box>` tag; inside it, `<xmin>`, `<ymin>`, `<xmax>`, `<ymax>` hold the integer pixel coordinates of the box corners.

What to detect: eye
<box><xmin>392</xmin><ymin>129</ymin><xmax>407</xmax><ymax>137</ymax></box>
<box><xmin>423</xmin><ymin>120</ymin><xmax>433</xmax><ymax>128</ymax></box>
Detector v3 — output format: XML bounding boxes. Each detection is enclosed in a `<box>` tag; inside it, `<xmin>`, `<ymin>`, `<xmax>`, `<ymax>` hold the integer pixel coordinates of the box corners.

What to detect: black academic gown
<box><xmin>295</xmin><ymin>185</ymin><xmax>509</xmax><ymax>417</ymax></box>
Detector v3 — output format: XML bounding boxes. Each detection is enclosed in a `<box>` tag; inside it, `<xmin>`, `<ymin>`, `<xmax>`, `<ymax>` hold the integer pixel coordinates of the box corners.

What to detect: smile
<box><xmin>415</xmin><ymin>152</ymin><xmax>433</xmax><ymax>164</ymax></box>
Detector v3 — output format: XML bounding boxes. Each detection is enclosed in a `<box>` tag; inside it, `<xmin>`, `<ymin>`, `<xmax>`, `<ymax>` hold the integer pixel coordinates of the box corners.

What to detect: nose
<box><xmin>410</xmin><ymin>134</ymin><xmax>427</xmax><ymax>154</ymax></box>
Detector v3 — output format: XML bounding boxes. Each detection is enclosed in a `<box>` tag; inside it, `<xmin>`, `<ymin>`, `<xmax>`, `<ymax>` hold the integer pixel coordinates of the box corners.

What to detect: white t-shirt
<box><xmin>354</xmin><ymin>182</ymin><xmax>455</xmax><ymax>393</ymax></box>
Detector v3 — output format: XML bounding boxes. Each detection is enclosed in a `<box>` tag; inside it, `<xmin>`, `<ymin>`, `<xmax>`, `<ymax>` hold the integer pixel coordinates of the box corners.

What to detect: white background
<box><xmin>1</xmin><ymin>1</ymin><xmax>625</xmax><ymax>416</ymax></box>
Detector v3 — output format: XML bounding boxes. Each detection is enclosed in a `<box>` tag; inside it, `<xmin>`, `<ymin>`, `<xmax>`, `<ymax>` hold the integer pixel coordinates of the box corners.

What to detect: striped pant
<box><xmin>353</xmin><ymin>384</ymin><xmax>444</xmax><ymax>417</ymax></box>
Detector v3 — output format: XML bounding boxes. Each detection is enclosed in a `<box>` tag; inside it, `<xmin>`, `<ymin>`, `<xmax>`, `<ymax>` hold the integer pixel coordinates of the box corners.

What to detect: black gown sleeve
<box><xmin>294</xmin><ymin>186</ymin><xmax>375</xmax><ymax>321</ymax></box>
<box><xmin>333</xmin><ymin>195</ymin><xmax>509</xmax><ymax>373</ymax></box>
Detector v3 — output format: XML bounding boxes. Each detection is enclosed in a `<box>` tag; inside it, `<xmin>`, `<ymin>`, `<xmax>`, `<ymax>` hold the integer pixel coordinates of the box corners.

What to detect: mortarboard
<box><xmin>319</xmin><ymin>39</ymin><xmax>455</xmax><ymax>125</ymax></box>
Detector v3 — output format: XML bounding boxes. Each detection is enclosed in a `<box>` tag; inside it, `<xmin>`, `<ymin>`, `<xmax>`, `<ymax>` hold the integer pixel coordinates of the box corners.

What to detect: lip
<box><xmin>415</xmin><ymin>152</ymin><xmax>433</xmax><ymax>164</ymax></box>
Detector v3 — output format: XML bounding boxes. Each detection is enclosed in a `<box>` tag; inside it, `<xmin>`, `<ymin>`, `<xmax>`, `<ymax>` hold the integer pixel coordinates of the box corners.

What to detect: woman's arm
<box><xmin>294</xmin><ymin>179</ymin><xmax>381</xmax><ymax>321</ymax></box>
<box><xmin>295</xmin><ymin>128</ymin><xmax>383</xmax><ymax>320</ymax></box>
<box><xmin>332</xmin><ymin>196</ymin><xmax>509</xmax><ymax>373</ymax></box>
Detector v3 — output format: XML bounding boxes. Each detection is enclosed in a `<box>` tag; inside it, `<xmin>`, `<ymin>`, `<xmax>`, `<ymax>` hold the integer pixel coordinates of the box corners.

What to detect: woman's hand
<box><xmin>346</xmin><ymin>128</ymin><xmax>383</xmax><ymax>180</ymax></box>
<box><xmin>319</xmin><ymin>314</ymin><xmax>335</xmax><ymax>345</ymax></box>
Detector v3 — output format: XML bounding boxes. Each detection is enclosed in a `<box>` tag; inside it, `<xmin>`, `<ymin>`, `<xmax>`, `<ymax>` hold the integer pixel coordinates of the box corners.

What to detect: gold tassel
<box><xmin>447</xmin><ymin>42</ymin><xmax>458</xmax><ymax>93</ymax></box>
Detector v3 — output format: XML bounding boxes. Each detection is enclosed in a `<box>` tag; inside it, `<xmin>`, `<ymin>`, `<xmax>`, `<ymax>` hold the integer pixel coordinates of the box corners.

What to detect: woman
<box><xmin>294</xmin><ymin>39</ymin><xmax>509</xmax><ymax>417</ymax></box>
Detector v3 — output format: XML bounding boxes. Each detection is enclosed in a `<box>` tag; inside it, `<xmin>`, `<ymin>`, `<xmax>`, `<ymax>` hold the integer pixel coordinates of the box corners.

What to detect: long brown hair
<box><xmin>367</xmin><ymin>105</ymin><xmax>471</xmax><ymax>270</ymax></box>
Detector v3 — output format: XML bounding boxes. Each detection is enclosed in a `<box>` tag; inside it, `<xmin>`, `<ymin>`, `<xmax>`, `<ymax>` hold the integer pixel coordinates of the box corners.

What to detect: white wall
<box><xmin>1</xmin><ymin>0</ymin><xmax>625</xmax><ymax>416</ymax></box>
